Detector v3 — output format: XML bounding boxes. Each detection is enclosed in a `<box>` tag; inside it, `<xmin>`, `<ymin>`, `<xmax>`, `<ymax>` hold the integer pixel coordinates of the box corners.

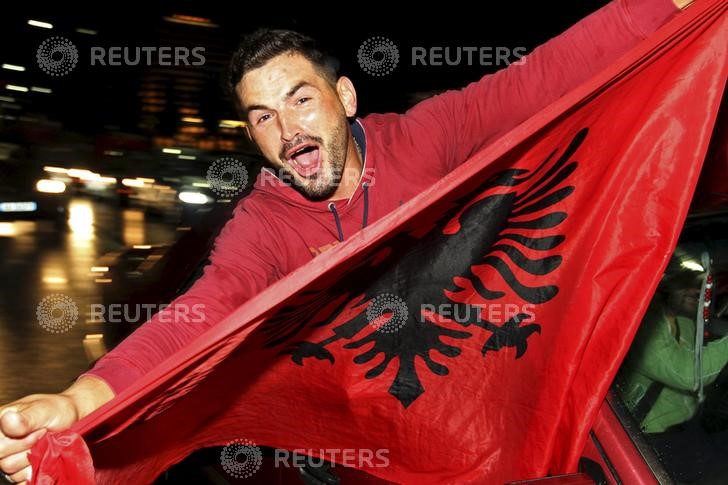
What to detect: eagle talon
<box><xmin>481</xmin><ymin>315</ymin><xmax>541</xmax><ymax>358</ymax></box>
<box><xmin>288</xmin><ymin>341</ymin><xmax>335</xmax><ymax>365</ymax></box>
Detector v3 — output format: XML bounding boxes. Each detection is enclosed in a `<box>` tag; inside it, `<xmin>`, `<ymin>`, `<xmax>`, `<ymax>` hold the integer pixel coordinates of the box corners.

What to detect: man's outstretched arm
<box><xmin>80</xmin><ymin>199</ymin><xmax>282</xmax><ymax>395</ymax></box>
<box><xmin>0</xmin><ymin>198</ymin><xmax>281</xmax><ymax>483</ymax></box>
<box><xmin>392</xmin><ymin>0</ymin><xmax>684</xmax><ymax>176</ymax></box>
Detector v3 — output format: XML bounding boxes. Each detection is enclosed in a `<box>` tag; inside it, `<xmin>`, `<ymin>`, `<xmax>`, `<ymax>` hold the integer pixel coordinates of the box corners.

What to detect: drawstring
<box><xmin>362</xmin><ymin>182</ymin><xmax>369</xmax><ymax>229</ymax></box>
<box><xmin>328</xmin><ymin>181</ymin><xmax>371</xmax><ymax>242</ymax></box>
<box><xmin>328</xmin><ymin>202</ymin><xmax>344</xmax><ymax>242</ymax></box>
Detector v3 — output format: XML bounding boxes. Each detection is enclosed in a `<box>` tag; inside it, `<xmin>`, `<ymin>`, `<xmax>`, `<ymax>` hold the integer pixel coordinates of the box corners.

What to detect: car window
<box><xmin>614</xmin><ymin>230</ymin><xmax>728</xmax><ymax>483</ymax></box>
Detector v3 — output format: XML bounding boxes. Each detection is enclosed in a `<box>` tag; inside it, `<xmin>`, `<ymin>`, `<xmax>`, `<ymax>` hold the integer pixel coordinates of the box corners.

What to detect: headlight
<box><xmin>36</xmin><ymin>179</ymin><xmax>67</xmax><ymax>193</ymax></box>
<box><xmin>121</xmin><ymin>178</ymin><xmax>145</xmax><ymax>188</ymax></box>
<box><xmin>178</xmin><ymin>191</ymin><xmax>211</xmax><ymax>204</ymax></box>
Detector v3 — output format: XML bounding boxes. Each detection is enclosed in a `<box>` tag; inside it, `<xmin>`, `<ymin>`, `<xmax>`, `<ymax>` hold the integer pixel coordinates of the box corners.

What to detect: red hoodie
<box><xmin>84</xmin><ymin>0</ymin><xmax>679</xmax><ymax>394</ymax></box>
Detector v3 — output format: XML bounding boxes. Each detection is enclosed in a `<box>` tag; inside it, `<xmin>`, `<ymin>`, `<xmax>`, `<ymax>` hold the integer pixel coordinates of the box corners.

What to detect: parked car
<box><xmin>0</xmin><ymin>142</ymin><xmax>69</xmax><ymax>228</ymax></box>
<box><xmin>574</xmin><ymin>209</ymin><xmax>728</xmax><ymax>485</ymax></box>
<box><xmin>116</xmin><ymin>152</ymin><xmax>264</xmax><ymax>226</ymax></box>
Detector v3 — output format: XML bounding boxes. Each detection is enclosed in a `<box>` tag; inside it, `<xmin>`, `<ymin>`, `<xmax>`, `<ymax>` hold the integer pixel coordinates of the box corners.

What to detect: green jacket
<box><xmin>618</xmin><ymin>303</ymin><xmax>728</xmax><ymax>433</ymax></box>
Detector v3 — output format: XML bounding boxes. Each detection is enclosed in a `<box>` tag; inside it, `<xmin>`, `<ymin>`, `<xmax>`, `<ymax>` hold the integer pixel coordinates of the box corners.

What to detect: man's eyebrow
<box><xmin>245</xmin><ymin>81</ymin><xmax>316</xmax><ymax>113</ymax></box>
<box><xmin>285</xmin><ymin>81</ymin><xmax>315</xmax><ymax>99</ymax></box>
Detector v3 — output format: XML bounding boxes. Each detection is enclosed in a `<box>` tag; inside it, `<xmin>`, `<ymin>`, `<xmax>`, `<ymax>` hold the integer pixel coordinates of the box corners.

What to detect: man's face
<box><xmin>237</xmin><ymin>52</ymin><xmax>357</xmax><ymax>200</ymax></box>
<box><xmin>667</xmin><ymin>286</ymin><xmax>701</xmax><ymax>317</ymax></box>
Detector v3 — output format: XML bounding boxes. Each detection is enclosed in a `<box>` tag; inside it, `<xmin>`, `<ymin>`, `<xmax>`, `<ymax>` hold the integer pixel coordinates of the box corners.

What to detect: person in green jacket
<box><xmin>618</xmin><ymin>261</ymin><xmax>728</xmax><ymax>434</ymax></box>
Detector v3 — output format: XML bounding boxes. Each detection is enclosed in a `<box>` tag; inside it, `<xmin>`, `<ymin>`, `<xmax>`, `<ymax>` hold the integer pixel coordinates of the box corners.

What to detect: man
<box><xmin>618</xmin><ymin>248</ymin><xmax>728</xmax><ymax>481</ymax></box>
<box><xmin>620</xmin><ymin>259</ymin><xmax>728</xmax><ymax>434</ymax></box>
<box><xmin>0</xmin><ymin>0</ymin><xmax>690</xmax><ymax>482</ymax></box>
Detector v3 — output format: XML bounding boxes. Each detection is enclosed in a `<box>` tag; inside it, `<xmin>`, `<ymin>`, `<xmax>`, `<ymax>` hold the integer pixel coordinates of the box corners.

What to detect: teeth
<box><xmin>291</xmin><ymin>145</ymin><xmax>315</xmax><ymax>159</ymax></box>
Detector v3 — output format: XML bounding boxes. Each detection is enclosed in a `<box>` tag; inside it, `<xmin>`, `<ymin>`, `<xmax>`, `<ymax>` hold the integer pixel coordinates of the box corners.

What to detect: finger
<box><xmin>7</xmin><ymin>464</ymin><xmax>31</xmax><ymax>484</ymax></box>
<box><xmin>0</xmin><ymin>450</ymin><xmax>29</xmax><ymax>475</ymax></box>
<box><xmin>0</xmin><ymin>407</ymin><xmax>19</xmax><ymax>437</ymax></box>
<box><xmin>1</xmin><ymin>404</ymin><xmax>52</xmax><ymax>439</ymax></box>
<box><xmin>0</xmin><ymin>428</ymin><xmax>46</xmax><ymax>460</ymax></box>
<box><xmin>0</xmin><ymin>410</ymin><xmax>29</xmax><ymax>439</ymax></box>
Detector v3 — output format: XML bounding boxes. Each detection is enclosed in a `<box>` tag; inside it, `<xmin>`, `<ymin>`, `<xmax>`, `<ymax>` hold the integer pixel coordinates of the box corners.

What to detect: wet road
<box><xmin>0</xmin><ymin>197</ymin><xmax>179</xmax><ymax>404</ymax></box>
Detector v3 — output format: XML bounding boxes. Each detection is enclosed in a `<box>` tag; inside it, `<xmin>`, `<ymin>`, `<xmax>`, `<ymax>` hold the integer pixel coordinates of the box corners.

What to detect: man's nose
<box><xmin>278</xmin><ymin>115</ymin><xmax>301</xmax><ymax>142</ymax></box>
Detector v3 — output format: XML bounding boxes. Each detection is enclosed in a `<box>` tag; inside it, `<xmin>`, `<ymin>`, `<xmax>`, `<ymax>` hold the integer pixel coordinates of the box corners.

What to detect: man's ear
<box><xmin>336</xmin><ymin>76</ymin><xmax>357</xmax><ymax>118</ymax></box>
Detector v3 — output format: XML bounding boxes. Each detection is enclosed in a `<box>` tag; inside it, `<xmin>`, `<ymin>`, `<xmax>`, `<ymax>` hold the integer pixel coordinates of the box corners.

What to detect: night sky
<box><xmin>0</xmin><ymin>1</ymin><xmax>609</xmax><ymax>137</ymax></box>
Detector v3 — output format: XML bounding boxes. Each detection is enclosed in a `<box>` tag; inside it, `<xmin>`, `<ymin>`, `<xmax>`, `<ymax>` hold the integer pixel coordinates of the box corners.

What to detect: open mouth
<box><xmin>286</xmin><ymin>143</ymin><xmax>322</xmax><ymax>178</ymax></box>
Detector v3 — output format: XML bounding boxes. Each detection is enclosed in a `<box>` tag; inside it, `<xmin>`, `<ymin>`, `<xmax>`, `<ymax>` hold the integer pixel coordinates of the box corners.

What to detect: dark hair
<box><xmin>226</xmin><ymin>29</ymin><xmax>339</xmax><ymax>115</ymax></box>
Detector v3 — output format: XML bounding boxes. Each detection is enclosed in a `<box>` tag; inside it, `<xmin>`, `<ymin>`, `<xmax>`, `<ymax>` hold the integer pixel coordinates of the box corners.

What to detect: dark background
<box><xmin>0</xmin><ymin>1</ymin><xmax>609</xmax><ymax>138</ymax></box>
<box><xmin>0</xmin><ymin>0</ymin><xmax>610</xmax><ymax>402</ymax></box>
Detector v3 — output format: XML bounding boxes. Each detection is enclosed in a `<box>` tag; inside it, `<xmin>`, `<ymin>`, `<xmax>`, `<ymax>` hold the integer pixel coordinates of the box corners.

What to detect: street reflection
<box><xmin>0</xmin><ymin>223</ymin><xmax>15</xmax><ymax>237</ymax></box>
<box><xmin>122</xmin><ymin>209</ymin><xmax>146</xmax><ymax>247</ymax></box>
<box><xmin>0</xmin><ymin>197</ymin><xmax>178</xmax><ymax>403</ymax></box>
<box><xmin>68</xmin><ymin>199</ymin><xmax>94</xmax><ymax>241</ymax></box>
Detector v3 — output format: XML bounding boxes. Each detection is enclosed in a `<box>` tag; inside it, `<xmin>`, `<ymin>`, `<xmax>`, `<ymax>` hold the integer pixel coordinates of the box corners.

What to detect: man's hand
<box><xmin>0</xmin><ymin>376</ymin><xmax>114</xmax><ymax>484</ymax></box>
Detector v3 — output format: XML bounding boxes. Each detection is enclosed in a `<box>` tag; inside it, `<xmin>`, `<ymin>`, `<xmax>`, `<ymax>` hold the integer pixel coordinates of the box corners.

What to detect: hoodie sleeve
<box><xmin>80</xmin><ymin>199</ymin><xmax>280</xmax><ymax>395</ymax></box>
<box><xmin>394</xmin><ymin>0</ymin><xmax>679</xmax><ymax>177</ymax></box>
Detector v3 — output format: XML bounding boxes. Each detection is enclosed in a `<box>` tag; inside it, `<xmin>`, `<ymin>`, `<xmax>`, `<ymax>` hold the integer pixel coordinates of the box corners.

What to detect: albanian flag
<box><xmin>29</xmin><ymin>1</ymin><xmax>727</xmax><ymax>483</ymax></box>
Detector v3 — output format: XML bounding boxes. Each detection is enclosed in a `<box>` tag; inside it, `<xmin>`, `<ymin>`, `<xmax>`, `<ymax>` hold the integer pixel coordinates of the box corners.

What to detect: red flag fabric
<box><xmin>29</xmin><ymin>1</ymin><xmax>727</xmax><ymax>483</ymax></box>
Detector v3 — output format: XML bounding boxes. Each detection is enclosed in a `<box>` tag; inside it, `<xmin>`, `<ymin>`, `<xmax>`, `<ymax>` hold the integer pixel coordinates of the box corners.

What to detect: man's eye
<box><xmin>257</xmin><ymin>114</ymin><xmax>271</xmax><ymax>124</ymax></box>
<box><xmin>296</xmin><ymin>97</ymin><xmax>310</xmax><ymax>105</ymax></box>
